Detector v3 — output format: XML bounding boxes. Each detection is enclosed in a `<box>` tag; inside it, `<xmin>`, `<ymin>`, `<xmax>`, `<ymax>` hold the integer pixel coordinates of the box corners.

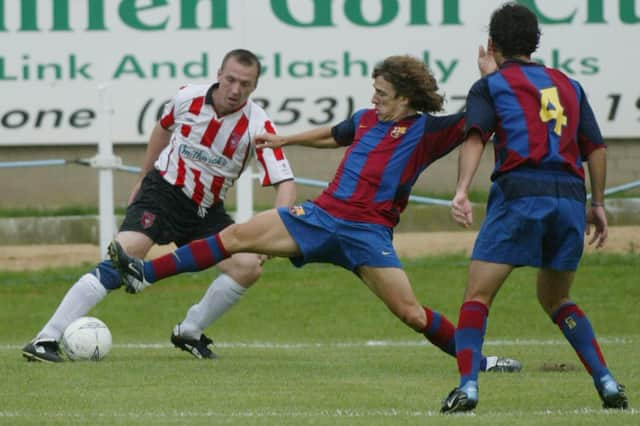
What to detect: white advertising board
<box><xmin>0</xmin><ymin>0</ymin><xmax>638</xmax><ymax>145</ymax></box>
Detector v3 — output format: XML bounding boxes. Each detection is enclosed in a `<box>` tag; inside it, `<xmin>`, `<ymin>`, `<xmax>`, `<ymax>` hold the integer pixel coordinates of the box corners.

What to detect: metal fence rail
<box><xmin>2</xmin><ymin>157</ymin><xmax>639</xmax><ymax>203</ymax></box>
<box><xmin>2</xmin><ymin>157</ymin><xmax>639</xmax><ymax>251</ymax></box>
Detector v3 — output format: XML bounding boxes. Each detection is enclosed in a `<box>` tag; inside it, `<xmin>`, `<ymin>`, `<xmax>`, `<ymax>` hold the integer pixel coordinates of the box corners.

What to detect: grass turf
<box><xmin>0</xmin><ymin>253</ymin><xmax>638</xmax><ymax>425</ymax></box>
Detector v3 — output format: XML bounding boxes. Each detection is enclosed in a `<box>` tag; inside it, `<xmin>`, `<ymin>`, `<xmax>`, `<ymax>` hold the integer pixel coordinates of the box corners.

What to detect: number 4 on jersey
<box><xmin>539</xmin><ymin>87</ymin><xmax>567</xmax><ymax>135</ymax></box>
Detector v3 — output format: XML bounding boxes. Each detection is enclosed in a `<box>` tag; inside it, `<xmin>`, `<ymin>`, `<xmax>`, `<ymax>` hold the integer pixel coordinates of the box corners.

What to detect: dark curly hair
<box><xmin>372</xmin><ymin>55</ymin><xmax>444</xmax><ymax>113</ymax></box>
<box><xmin>489</xmin><ymin>2</ymin><xmax>540</xmax><ymax>57</ymax></box>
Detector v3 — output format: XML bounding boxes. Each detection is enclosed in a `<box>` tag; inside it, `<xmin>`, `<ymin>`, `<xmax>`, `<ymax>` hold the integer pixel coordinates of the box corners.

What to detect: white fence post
<box><xmin>95</xmin><ymin>85</ymin><xmax>120</xmax><ymax>258</ymax></box>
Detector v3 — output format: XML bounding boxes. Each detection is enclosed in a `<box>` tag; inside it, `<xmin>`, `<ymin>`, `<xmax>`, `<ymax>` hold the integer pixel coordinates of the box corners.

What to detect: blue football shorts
<box><xmin>277</xmin><ymin>201</ymin><xmax>401</xmax><ymax>271</ymax></box>
<box><xmin>472</xmin><ymin>169</ymin><xmax>587</xmax><ymax>271</ymax></box>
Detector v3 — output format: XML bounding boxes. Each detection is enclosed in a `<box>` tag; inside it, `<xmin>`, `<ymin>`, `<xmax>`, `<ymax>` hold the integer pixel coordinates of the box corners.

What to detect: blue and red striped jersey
<box><xmin>313</xmin><ymin>108</ymin><xmax>465</xmax><ymax>227</ymax></box>
<box><xmin>465</xmin><ymin>60</ymin><xmax>605</xmax><ymax>181</ymax></box>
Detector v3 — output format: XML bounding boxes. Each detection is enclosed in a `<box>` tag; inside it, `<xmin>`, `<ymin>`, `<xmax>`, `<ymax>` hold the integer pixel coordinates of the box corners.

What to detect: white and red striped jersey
<box><xmin>155</xmin><ymin>84</ymin><xmax>294</xmax><ymax>208</ymax></box>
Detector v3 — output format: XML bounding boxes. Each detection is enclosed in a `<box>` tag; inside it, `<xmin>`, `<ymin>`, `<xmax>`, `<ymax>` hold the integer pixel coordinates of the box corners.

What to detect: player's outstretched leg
<box><xmin>482</xmin><ymin>356</ymin><xmax>522</xmax><ymax>373</ymax></box>
<box><xmin>108</xmin><ymin>240</ymin><xmax>150</xmax><ymax>293</ymax></box>
<box><xmin>108</xmin><ymin>234</ymin><xmax>231</xmax><ymax>293</ymax></box>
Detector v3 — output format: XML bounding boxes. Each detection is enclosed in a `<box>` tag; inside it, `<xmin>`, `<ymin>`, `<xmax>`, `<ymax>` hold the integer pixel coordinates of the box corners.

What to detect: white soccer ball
<box><xmin>61</xmin><ymin>316</ymin><xmax>112</xmax><ymax>361</ymax></box>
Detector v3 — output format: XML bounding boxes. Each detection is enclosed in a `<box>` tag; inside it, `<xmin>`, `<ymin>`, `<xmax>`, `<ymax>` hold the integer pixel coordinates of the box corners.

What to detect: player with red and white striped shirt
<box><xmin>22</xmin><ymin>49</ymin><xmax>296</xmax><ymax>363</ymax></box>
<box><xmin>156</xmin><ymin>83</ymin><xmax>291</xmax><ymax>210</ymax></box>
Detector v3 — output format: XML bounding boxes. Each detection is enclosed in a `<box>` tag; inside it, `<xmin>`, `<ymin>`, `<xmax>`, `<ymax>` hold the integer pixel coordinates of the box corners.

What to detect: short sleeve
<box><xmin>331</xmin><ymin>110</ymin><xmax>365</xmax><ymax>146</ymax></box>
<box><xmin>464</xmin><ymin>78</ymin><xmax>496</xmax><ymax>143</ymax></box>
<box><xmin>250</xmin><ymin>105</ymin><xmax>295</xmax><ymax>186</ymax></box>
<box><xmin>575</xmin><ymin>82</ymin><xmax>606</xmax><ymax>159</ymax></box>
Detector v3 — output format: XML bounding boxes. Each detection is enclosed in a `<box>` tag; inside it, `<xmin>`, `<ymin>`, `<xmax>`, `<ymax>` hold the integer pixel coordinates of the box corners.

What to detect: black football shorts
<box><xmin>119</xmin><ymin>170</ymin><xmax>234</xmax><ymax>247</ymax></box>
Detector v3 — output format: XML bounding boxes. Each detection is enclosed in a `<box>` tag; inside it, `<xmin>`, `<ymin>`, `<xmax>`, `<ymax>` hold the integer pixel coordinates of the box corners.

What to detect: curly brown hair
<box><xmin>372</xmin><ymin>55</ymin><xmax>444</xmax><ymax>113</ymax></box>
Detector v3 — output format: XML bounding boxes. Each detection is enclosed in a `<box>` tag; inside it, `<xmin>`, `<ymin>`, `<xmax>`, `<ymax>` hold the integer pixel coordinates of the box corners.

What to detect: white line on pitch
<box><xmin>0</xmin><ymin>407</ymin><xmax>637</xmax><ymax>419</ymax></box>
<box><xmin>0</xmin><ymin>337</ymin><xmax>634</xmax><ymax>351</ymax></box>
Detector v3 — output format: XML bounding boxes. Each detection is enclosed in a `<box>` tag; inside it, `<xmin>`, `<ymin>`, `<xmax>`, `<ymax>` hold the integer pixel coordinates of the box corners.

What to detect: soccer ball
<box><xmin>61</xmin><ymin>316</ymin><xmax>112</xmax><ymax>361</ymax></box>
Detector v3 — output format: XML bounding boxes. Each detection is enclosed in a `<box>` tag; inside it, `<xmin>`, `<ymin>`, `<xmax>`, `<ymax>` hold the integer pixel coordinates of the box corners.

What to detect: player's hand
<box><xmin>586</xmin><ymin>205</ymin><xmax>608</xmax><ymax>248</ymax></box>
<box><xmin>255</xmin><ymin>133</ymin><xmax>286</xmax><ymax>150</ymax></box>
<box><xmin>478</xmin><ymin>45</ymin><xmax>497</xmax><ymax>77</ymax></box>
<box><xmin>451</xmin><ymin>192</ymin><xmax>473</xmax><ymax>228</ymax></box>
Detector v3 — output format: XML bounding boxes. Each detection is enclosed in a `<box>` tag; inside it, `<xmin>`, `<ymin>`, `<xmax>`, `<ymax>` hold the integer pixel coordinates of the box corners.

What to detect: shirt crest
<box><xmin>390</xmin><ymin>126</ymin><xmax>407</xmax><ymax>138</ymax></box>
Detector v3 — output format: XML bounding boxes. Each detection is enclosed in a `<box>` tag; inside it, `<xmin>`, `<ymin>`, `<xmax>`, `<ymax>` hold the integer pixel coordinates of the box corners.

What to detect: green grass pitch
<box><xmin>0</xmin><ymin>253</ymin><xmax>638</xmax><ymax>425</ymax></box>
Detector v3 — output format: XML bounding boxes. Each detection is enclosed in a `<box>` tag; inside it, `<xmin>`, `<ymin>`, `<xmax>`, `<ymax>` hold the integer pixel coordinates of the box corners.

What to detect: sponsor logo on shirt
<box><xmin>179</xmin><ymin>144</ymin><xmax>228</xmax><ymax>167</ymax></box>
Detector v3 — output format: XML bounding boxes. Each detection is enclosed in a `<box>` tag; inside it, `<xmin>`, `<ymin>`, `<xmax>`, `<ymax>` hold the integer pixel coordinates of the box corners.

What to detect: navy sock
<box><xmin>552</xmin><ymin>302</ymin><xmax>610</xmax><ymax>383</ymax></box>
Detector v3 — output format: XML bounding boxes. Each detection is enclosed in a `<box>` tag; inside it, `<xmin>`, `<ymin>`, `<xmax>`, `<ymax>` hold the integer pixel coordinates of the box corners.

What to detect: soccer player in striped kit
<box><xmin>22</xmin><ymin>49</ymin><xmax>296</xmax><ymax>362</ymax></box>
<box><xmin>110</xmin><ymin>55</ymin><xmax>521</xmax><ymax>373</ymax></box>
<box><xmin>441</xmin><ymin>3</ymin><xmax>628</xmax><ymax>413</ymax></box>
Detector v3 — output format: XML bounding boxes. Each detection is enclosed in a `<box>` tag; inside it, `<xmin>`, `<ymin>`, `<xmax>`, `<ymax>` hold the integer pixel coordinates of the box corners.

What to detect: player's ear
<box><xmin>487</xmin><ymin>38</ymin><xmax>495</xmax><ymax>55</ymax></box>
<box><xmin>400</xmin><ymin>95</ymin><xmax>411</xmax><ymax>109</ymax></box>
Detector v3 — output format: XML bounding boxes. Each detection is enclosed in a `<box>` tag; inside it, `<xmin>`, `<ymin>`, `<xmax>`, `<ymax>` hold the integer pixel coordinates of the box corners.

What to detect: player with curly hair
<box><xmin>110</xmin><ymin>54</ymin><xmax>522</xmax><ymax>374</ymax></box>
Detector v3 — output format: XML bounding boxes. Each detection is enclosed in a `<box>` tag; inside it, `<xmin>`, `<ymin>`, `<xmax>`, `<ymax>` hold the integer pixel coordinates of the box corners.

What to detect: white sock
<box><xmin>177</xmin><ymin>274</ymin><xmax>247</xmax><ymax>339</ymax></box>
<box><xmin>36</xmin><ymin>273</ymin><xmax>108</xmax><ymax>341</ymax></box>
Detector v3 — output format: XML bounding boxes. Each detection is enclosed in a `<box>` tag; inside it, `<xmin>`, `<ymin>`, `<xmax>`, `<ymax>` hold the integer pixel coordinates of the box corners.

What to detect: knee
<box><xmin>221</xmin><ymin>223</ymin><xmax>246</xmax><ymax>250</ymax></box>
<box><xmin>396</xmin><ymin>306</ymin><xmax>426</xmax><ymax>332</ymax></box>
<box><xmin>91</xmin><ymin>260</ymin><xmax>121</xmax><ymax>290</ymax></box>
<box><xmin>463</xmin><ymin>287</ymin><xmax>495</xmax><ymax>307</ymax></box>
<box><xmin>536</xmin><ymin>290</ymin><xmax>570</xmax><ymax>317</ymax></box>
<box><xmin>538</xmin><ymin>296</ymin><xmax>569</xmax><ymax>317</ymax></box>
<box><xmin>219</xmin><ymin>254</ymin><xmax>263</xmax><ymax>287</ymax></box>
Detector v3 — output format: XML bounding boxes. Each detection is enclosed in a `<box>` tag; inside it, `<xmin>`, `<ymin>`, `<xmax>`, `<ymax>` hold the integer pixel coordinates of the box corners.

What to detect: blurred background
<box><xmin>1</xmin><ymin>0</ymin><xmax>638</xmax><ymax>245</ymax></box>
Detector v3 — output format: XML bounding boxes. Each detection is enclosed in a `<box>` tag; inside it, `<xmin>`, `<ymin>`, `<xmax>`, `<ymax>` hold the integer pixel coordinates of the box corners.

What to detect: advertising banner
<box><xmin>0</xmin><ymin>0</ymin><xmax>638</xmax><ymax>145</ymax></box>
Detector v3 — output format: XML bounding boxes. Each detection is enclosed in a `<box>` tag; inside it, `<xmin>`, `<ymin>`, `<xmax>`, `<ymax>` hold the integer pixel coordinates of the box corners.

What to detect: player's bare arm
<box><xmin>128</xmin><ymin>123</ymin><xmax>172</xmax><ymax>204</ymax></box>
<box><xmin>272</xmin><ymin>179</ymin><xmax>296</xmax><ymax>209</ymax></box>
<box><xmin>255</xmin><ymin>126</ymin><xmax>337</xmax><ymax>149</ymax></box>
<box><xmin>451</xmin><ymin>132</ymin><xmax>485</xmax><ymax>228</ymax></box>
<box><xmin>585</xmin><ymin>146</ymin><xmax>608</xmax><ymax>248</ymax></box>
